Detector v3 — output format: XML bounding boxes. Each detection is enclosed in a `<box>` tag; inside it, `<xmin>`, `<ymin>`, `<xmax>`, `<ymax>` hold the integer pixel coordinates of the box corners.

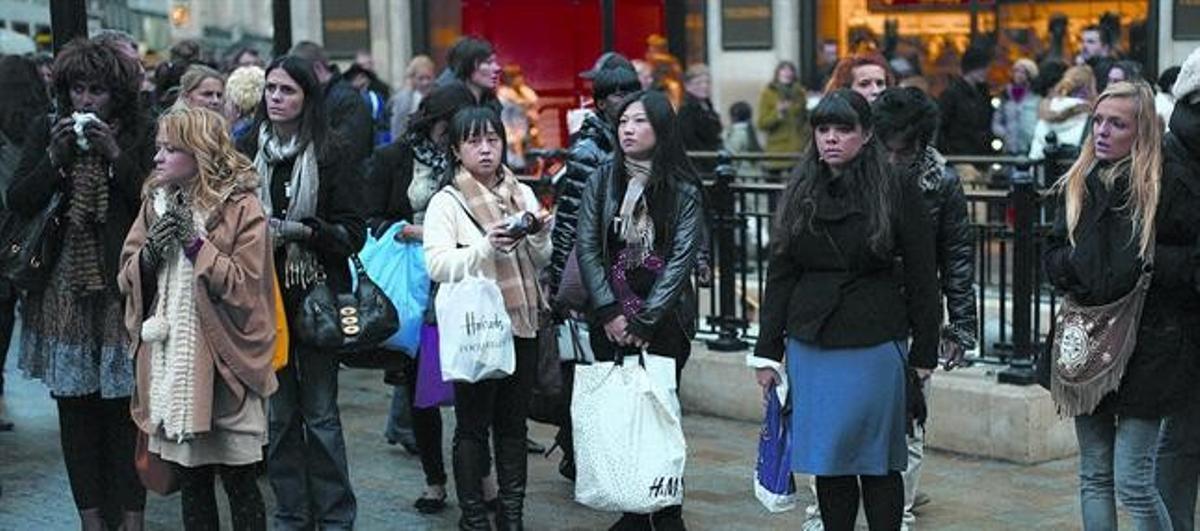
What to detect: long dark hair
<box><xmin>250</xmin><ymin>55</ymin><xmax>331</xmax><ymax>155</ymax></box>
<box><xmin>0</xmin><ymin>55</ymin><xmax>50</xmax><ymax>143</ymax></box>
<box><xmin>776</xmin><ymin>89</ymin><xmax>895</xmax><ymax>254</ymax></box>
<box><xmin>442</xmin><ymin>105</ymin><xmax>508</xmax><ymax>187</ymax></box>
<box><xmin>612</xmin><ymin>90</ymin><xmax>700</xmax><ymax>253</ymax></box>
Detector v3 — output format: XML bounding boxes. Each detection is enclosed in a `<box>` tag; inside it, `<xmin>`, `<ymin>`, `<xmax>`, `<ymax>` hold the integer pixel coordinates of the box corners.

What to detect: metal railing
<box><xmin>686</xmin><ymin>150</ymin><xmax>1058</xmax><ymax>385</ymax></box>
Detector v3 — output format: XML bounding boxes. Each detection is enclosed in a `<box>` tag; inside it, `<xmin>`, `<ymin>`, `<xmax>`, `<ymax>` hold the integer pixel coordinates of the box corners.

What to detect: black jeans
<box><xmin>176</xmin><ymin>463</ymin><xmax>266</xmax><ymax>530</ymax></box>
<box><xmin>452</xmin><ymin>337</ymin><xmax>536</xmax><ymax>527</ymax></box>
<box><xmin>0</xmin><ymin>291</ymin><xmax>16</xmax><ymax>392</ymax></box>
<box><xmin>816</xmin><ymin>472</ymin><xmax>904</xmax><ymax>531</ymax></box>
<box><xmin>406</xmin><ymin>351</ymin><xmax>447</xmax><ymax>486</ymax></box>
<box><xmin>55</xmin><ymin>394</ymin><xmax>146</xmax><ymax>512</ymax></box>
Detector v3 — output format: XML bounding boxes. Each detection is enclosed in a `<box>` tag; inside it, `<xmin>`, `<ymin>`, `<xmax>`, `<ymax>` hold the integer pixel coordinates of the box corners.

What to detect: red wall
<box><xmin>461</xmin><ymin>0</ymin><xmax>664</xmax><ymax>147</ymax></box>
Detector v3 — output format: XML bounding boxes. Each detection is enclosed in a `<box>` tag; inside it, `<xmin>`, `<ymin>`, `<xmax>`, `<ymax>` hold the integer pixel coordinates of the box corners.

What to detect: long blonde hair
<box><xmin>1058</xmin><ymin>81</ymin><xmax>1161</xmax><ymax>259</ymax></box>
<box><xmin>149</xmin><ymin>107</ymin><xmax>258</xmax><ymax>213</ymax></box>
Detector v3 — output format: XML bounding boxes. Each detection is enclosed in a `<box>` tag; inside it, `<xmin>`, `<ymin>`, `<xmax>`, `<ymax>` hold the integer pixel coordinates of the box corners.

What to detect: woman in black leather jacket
<box><xmin>575</xmin><ymin>90</ymin><xmax>701</xmax><ymax>531</ymax></box>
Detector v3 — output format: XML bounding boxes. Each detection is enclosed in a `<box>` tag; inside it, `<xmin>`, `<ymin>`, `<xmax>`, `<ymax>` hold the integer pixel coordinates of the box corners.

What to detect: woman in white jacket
<box><xmin>422</xmin><ymin>104</ymin><xmax>551</xmax><ymax>530</ymax></box>
<box><xmin>1029</xmin><ymin>65</ymin><xmax>1098</xmax><ymax>160</ymax></box>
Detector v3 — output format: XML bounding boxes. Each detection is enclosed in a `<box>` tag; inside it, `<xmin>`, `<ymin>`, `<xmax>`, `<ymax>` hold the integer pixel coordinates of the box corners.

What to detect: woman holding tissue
<box><xmin>118</xmin><ymin>106</ymin><xmax>277</xmax><ymax>530</ymax></box>
<box><xmin>574</xmin><ymin>89</ymin><xmax>704</xmax><ymax>531</ymax></box>
<box><xmin>423</xmin><ymin>105</ymin><xmax>551</xmax><ymax>530</ymax></box>
<box><xmin>9</xmin><ymin>37</ymin><xmax>155</xmax><ymax>530</ymax></box>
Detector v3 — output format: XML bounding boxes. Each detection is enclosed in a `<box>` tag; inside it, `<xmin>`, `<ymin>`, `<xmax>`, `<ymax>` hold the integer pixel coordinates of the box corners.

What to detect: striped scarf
<box><xmin>453</xmin><ymin>167</ymin><xmax>543</xmax><ymax>337</ymax></box>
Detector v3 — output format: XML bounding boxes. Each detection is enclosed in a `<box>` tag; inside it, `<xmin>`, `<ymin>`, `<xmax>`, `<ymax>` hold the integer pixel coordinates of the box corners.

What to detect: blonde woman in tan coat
<box><xmin>118</xmin><ymin>106</ymin><xmax>278</xmax><ymax>530</ymax></box>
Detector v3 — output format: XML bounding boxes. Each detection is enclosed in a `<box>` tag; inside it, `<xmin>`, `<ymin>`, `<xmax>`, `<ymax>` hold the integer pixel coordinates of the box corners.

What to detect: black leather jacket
<box><xmin>576</xmin><ymin>160</ymin><xmax>701</xmax><ymax>342</ymax></box>
<box><xmin>547</xmin><ymin>113</ymin><xmax>614</xmax><ymax>293</ymax></box>
<box><xmin>915</xmin><ymin>148</ymin><xmax>978</xmax><ymax>349</ymax></box>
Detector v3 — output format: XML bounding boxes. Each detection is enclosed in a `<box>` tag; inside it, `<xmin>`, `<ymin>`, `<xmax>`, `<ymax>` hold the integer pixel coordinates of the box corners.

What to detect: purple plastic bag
<box><xmin>754</xmin><ymin>384</ymin><xmax>795</xmax><ymax>512</ymax></box>
<box><xmin>415</xmin><ymin>324</ymin><xmax>454</xmax><ymax>408</ymax></box>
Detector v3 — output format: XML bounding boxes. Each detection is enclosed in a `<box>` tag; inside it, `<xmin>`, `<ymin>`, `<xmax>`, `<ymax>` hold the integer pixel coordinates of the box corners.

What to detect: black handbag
<box><xmin>0</xmin><ymin>191</ymin><xmax>64</xmax><ymax>292</ymax></box>
<box><xmin>293</xmin><ymin>254</ymin><xmax>399</xmax><ymax>353</ymax></box>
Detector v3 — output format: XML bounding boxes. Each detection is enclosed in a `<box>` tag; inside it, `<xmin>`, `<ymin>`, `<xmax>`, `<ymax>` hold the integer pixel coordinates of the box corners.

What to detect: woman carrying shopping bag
<box><xmin>367</xmin><ymin>82</ymin><xmax>476</xmax><ymax>514</ymax></box>
<box><xmin>423</xmin><ymin>104</ymin><xmax>551</xmax><ymax>530</ymax></box>
<box><xmin>574</xmin><ymin>89</ymin><xmax>703</xmax><ymax>531</ymax></box>
<box><xmin>118</xmin><ymin>106</ymin><xmax>278</xmax><ymax>530</ymax></box>
<box><xmin>750</xmin><ymin>90</ymin><xmax>941</xmax><ymax>531</ymax></box>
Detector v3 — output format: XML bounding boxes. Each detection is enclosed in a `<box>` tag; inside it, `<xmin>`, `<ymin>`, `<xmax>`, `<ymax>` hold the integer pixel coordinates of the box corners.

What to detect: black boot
<box><xmin>453</xmin><ymin>437</ymin><xmax>492</xmax><ymax>530</ymax></box>
<box><xmin>493</xmin><ymin>435</ymin><xmax>528</xmax><ymax>531</ymax></box>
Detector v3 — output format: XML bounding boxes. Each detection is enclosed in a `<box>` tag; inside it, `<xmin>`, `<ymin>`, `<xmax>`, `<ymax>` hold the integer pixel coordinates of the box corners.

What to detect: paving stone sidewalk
<box><xmin>0</xmin><ymin>355</ymin><xmax>1126</xmax><ymax>530</ymax></box>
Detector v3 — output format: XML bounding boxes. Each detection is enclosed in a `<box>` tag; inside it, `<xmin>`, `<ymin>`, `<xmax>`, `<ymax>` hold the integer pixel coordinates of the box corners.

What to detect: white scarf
<box><xmin>142</xmin><ymin>190</ymin><xmax>202</xmax><ymax>443</ymax></box>
<box><xmin>253</xmin><ymin>123</ymin><xmax>318</xmax><ymax>222</ymax></box>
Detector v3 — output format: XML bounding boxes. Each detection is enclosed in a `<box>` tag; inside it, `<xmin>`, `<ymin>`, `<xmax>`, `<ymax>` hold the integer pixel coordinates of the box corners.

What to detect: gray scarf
<box><xmin>253</xmin><ymin>124</ymin><xmax>321</xmax><ymax>288</ymax></box>
<box><xmin>618</xmin><ymin>158</ymin><xmax>654</xmax><ymax>248</ymax></box>
<box><xmin>253</xmin><ymin>124</ymin><xmax>318</xmax><ymax>222</ymax></box>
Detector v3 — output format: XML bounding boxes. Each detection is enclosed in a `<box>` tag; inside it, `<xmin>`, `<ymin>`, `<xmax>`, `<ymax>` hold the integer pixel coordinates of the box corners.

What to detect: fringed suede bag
<box><xmin>1050</xmin><ymin>264</ymin><xmax>1152</xmax><ymax>417</ymax></box>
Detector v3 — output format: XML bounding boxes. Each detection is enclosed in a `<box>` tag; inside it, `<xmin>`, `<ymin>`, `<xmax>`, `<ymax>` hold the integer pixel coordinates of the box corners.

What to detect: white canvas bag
<box><xmin>572</xmin><ymin>352</ymin><xmax>686</xmax><ymax>513</ymax></box>
<box><xmin>434</xmin><ymin>261</ymin><xmax>516</xmax><ymax>382</ymax></box>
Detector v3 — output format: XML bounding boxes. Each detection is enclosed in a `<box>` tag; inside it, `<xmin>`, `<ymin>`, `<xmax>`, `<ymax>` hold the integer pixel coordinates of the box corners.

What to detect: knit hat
<box><xmin>961</xmin><ymin>45</ymin><xmax>992</xmax><ymax>74</ymax></box>
<box><xmin>1173</xmin><ymin>46</ymin><xmax>1200</xmax><ymax>104</ymax></box>
<box><xmin>1014</xmin><ymin>58</ymin><xmax>1039</xmax><ymax>80</ymax></box>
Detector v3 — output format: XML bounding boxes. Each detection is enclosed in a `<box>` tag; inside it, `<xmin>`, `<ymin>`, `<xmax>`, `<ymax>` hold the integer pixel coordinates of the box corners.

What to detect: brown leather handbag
<box><xmin>135</xmin><ymin>430</ymin><xmax>178</xmax><ymax>495</ymax></box>
<box><xmin>1050</xmin><ymin>266</ymin><xmax>1153</xmax><ymax>417</ymax></box>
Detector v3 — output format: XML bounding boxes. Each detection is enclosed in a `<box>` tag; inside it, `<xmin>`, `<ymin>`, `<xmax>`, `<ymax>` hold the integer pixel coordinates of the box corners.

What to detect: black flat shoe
<box><xmin>414</xmin><ymin>494</ymin><xmax>447</xmax><ymax>514</ymax></box>
<box><xmin>559</xmin><ymin>457</ymin><xmax>575</xmax><ymax>481</ymax></box>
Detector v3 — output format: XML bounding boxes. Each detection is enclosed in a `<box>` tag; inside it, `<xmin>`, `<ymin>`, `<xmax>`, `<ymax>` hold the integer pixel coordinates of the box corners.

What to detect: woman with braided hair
<box><xmin>8</xmin><ymin>36</ymin><xmax>156</xmax><ymax>530</ymax></box>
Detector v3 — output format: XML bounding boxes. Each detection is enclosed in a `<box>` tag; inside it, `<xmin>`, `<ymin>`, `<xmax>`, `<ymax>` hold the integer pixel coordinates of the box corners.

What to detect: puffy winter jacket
<box><xmin>916</xmin><ymin>148</ymin><xmax>977</xmax><ymax>349</ymax></box>
<box><xmin>546</xmin><ymin>113</ymin><xmax>615</xmax><ymax>294</ymax></box>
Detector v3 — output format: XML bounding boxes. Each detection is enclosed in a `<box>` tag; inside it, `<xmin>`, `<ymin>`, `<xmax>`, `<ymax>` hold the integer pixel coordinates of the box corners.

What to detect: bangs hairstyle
<box><xmin>151</xmin><ymin>107</ymin><xmax>258</xmax><ymax>213</ymax></box>
<box><xmin>52</xmin><ymin>37</ymin><xmax>142</xmax><ymax>120</ymax></box>
<box><xmin>1057</xmin><ymin>80</ymin><xmax>1161</xmax><ymax>259</ymax></box>
<box><xmin>777</xmin><ymin>89</ymin><xmax>895</xmax><ymax>254</ymax></box>
<box><xmin>444</xmin><ymin>105</ymin><xmax>508</xmax><ymax>184</ymax></box>
<box><xmin>591</xmin><ymin>66</ymin><xmax>641</xmax><ymax>102</ymax></box>
<box><xmin>611</xmin><ymin>90</ymin><xmax>701</xmax><ymax>253</ymax></box>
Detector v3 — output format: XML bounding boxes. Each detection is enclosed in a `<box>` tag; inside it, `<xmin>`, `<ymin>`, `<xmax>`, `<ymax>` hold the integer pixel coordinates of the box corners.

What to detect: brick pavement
<box><xmin>0</xmin><ymin>354</ymin><xmax>1128</xmax><ymax>530</ymax></box>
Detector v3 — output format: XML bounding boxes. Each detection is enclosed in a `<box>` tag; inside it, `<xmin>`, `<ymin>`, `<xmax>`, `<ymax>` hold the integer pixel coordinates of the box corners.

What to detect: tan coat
<box><xmin>118</xmin><ymin>187</ymin><xmax>278</xmax><ymax>437</ymax></box>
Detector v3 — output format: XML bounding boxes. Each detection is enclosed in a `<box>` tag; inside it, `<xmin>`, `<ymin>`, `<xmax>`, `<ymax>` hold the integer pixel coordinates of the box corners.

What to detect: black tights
<box><xmin>816</xmin><ymin>472</ymin><xmax>903</xmax><ymax>531</ymax></box>
<box><xmin>56</xmin><ymin>394</ymin><xmax>145</xmax><ymax>512</ymax></box>
<box><xmin>176</xmin><ymin>463</ymin><xmax>266</xmax><ymax>530</ymax></box>
<box><xmin>406</xmin><ymin>352</ymin><xmax>447</xmax><ymax>486</ymax></box>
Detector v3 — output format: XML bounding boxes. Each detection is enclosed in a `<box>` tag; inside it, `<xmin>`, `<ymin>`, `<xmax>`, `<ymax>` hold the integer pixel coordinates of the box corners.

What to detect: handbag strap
<box><xmin>443</xmin><ymin>187</ymin><xmax>487</xmax><ymax>236</ymax></box>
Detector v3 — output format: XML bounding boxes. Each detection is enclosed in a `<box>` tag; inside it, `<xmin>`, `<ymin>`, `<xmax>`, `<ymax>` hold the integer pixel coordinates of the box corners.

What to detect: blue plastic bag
<box><xmin>357</xmin><ymin>222</ymin><xmax>429</xmax><ymax>356</ymax></box>
<box><xmin>754</xmin><ymin>382</ymin><xmax>796</xmax><ymax>512</ymax></box>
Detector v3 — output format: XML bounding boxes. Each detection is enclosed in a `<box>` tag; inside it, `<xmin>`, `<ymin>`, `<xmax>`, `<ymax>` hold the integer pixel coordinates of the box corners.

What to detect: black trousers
<box><xmin>55</xmin><ymin>394</ymin><xmax>146</xmax><ymax>512</ymax></box>
<box><xmin>0</xmin><ymin>291</ymin><xmax>16</xmax><ymax>391</ymax></box>
<box><xmin>176</xmin><ymin>463</ymin><xmax>266</xmax><ymax>531</ymax></box>
<box><xmin>405</xmin><ymin>351</ymin><xmax>447</xmax><ymax>486</ymax></box>
<box><xmin>816</xmin><ymin>472</ymin><xmax>904</xmax><ymax>531</ymax></box>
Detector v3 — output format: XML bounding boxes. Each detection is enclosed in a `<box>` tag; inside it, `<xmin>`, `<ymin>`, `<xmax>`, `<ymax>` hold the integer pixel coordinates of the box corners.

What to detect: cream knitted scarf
<box><xmin>142</xmin><ymin>189</ymin><xmax>201</xmax><ymax>443</ymax></box>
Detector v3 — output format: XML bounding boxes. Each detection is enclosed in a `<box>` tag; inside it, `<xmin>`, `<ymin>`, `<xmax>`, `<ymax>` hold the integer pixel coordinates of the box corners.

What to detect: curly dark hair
<box><xmin>872</xmin><ymin>86</ymin><xmax>940</xmax><ymax>149</ymax></box>
<box><xmin>51</xmin><ymin>37</ymin><xmax>142</xmax><ymax>123</ymax></box>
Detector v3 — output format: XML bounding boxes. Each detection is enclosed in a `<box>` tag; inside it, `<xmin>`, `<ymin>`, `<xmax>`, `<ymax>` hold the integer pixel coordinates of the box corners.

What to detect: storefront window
<box><xmin>814</xmin><ymin>0</ymin><xmax>1151</xmax><ymax>94</ymax></box>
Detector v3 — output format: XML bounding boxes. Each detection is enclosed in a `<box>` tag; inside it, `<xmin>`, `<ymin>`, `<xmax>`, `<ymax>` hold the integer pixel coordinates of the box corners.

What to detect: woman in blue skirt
<box><xmin>749</xmin><ymin>89</ymin><xmax>941</xmax><ymax>530</ymax></box>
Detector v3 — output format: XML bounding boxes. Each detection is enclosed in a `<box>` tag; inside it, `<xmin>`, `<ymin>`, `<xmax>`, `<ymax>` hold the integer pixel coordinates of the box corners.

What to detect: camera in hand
<box><xmin>503</xmin><ymin>211</ymin><xmax>540</xmax><ymax>237</ymax></box>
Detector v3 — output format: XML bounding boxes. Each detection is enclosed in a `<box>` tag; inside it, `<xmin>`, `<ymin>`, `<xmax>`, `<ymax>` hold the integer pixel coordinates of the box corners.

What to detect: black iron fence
<box><xmin>685</xmin><ymin>151</ymin><xmax>1060</xmax><ymax>385</ymax></box>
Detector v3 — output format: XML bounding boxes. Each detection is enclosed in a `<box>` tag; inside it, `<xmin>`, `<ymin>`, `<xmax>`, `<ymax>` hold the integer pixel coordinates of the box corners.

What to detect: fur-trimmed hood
<box><xmin>1038</xmin><ymin>96</ymin><xmax>1091</xmax><ymax>123</ymax></box>
<box><xmin>1173</xmin><ymin>46</ymin><xmax>1200</xmax><ymax>103</ymax></box>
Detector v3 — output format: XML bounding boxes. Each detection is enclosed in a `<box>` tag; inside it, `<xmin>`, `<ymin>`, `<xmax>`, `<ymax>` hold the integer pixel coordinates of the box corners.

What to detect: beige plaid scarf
<box><xmin>453</xmin><ymin>167</ymin><xmax>544</xmax><ymax>337</ymax></box>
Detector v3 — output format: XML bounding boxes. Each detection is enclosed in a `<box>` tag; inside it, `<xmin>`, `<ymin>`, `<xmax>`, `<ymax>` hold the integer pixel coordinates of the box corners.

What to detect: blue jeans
<box><xmin>268</xmin><ymin>346</ymin><xmax>356</xmax><ymax>530</ymax></box>
<box><xmin>384</xmin><ymin>383</ymin><xmax>415</xmax><ymax>444</ymax></box>
<box><xmin>1158</xmin><ymin>402</ymin><xmax>1200</xmax><ymax>531</ymax></box>
<box><xmin>1075</xmin><ymin>413</ymin><xmax>1171</xmax><ymax>531</ymax></box>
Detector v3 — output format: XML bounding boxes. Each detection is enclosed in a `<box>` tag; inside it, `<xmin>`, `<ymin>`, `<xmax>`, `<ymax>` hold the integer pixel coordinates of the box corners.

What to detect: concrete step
<box><xmin>680</xmin><ymin>341</ymin><xmax>1076</xmax><ymax>465</ymax></box>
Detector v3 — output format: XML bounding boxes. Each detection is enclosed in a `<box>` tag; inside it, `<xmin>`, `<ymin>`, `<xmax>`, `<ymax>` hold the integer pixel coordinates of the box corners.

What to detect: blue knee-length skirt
<box><xmin>786</xmin><ymin>337</ymin><xmax>909</xmax><ymax>476</ymax></box>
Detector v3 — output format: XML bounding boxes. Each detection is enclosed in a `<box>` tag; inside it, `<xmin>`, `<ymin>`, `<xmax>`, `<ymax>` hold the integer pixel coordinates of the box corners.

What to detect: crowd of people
<box><xmin>0</xmin><ymin>21</ymin><xmax>1198</xmax><ymax>531</ymax></box>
